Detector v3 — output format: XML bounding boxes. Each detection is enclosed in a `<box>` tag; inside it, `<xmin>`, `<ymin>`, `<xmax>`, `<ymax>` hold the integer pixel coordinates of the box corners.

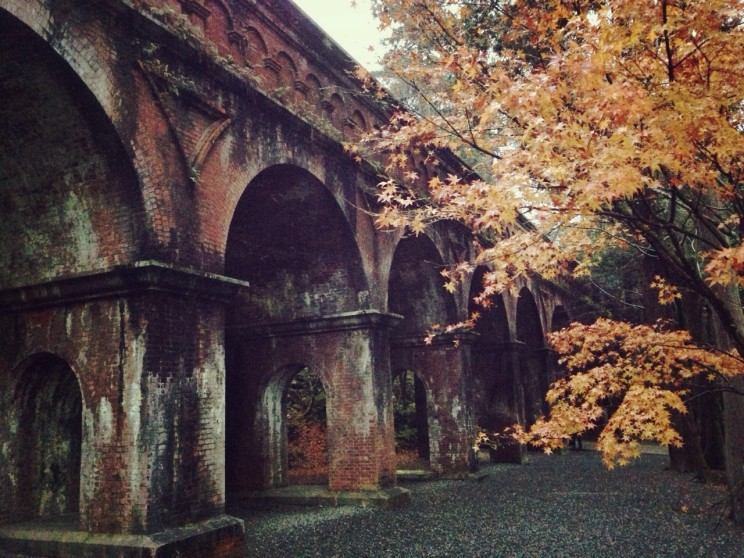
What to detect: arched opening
<box><xmin>286</xmin><ymin>367</ymin><xmax>329</xmax><ymax>485</ymax></box>
<box><xmin>469</xmin><ymin>267</ymin><xmax>513</xmax><ymax>433</ymax></box>
<box><xmin>224</xmin><ymin>164</ymin><xmax>368</xmax><ymax>498</ymax></box>
<box><xmin>389</xmin><ymin>234</ymin><xmax>457</xmax><ymax>337</ymax></box>
<box><xmin>391</xmin><ymin>369</ymin><xmax>429</xmax><ymax>468</ymax></box>
<box><xmin>224</xmin><ymin>164</ymin><xmax>367</xmax><ymax>322</ymax></box>
<box><xmin>516</xmin><ymin>288</ymin><xmax>548</xmax><ymax>425</ymax></box>
<box><xmin>253</xmin><ymin>364</ymin><xmax>330</xmax><ymax>489</ymax></box>
<box><xmin>0</xmin><ymin>354</ymin><xmax>82</xmax><ymax>526</ymax></box>
<box><xmin>0</xmin><ymin>9</ymin><xmax>142</xmax><ymax>290</ymax></box>
<box><xmin>551</xmin><ymin>305</ymin><xmax>571</xmax><ymax>332</ymax></box>
<box><xmin>388</xmin><ymin>234</ymin><xmax>458</xmax><ymax>471</ymax></box>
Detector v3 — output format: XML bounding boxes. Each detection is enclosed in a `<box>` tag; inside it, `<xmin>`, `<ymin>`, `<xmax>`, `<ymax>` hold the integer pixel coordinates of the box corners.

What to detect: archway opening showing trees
<box><xmin>286</xmin><ymin>367</ymin><xmax>329</xmax><ymax>485</ymax></box>
<box><xmin>392</xmin><ymin>369</ymin><xmax>430</xmax><ymax>468</ymax></box>
<box><xmin>516</xmin><ymin>288</ymin><xmax>548</xmax><ymax>426</ymax></box>
<box><xmin>224</xmin><ymin>164</ymin><xmax>368</xmax><ymax>496</ymax></box>
<box><xmin>469</xmin><ymin>267</ymin><xmax>510</xmax><ymax>420</ymax></box>
<box><xmin>389</xmin><ymin>233</ymin><xmax>457</xmax><ymax>470</ymax></box>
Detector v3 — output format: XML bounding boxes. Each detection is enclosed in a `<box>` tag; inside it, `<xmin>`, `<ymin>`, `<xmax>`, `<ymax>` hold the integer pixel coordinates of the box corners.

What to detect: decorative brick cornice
<box><xmin>227</xmin><ymin>30</ymin><xmax>246</xmax><ymax>50</ymax></box>
<box><xmin>263</xmin><ymin>57</ymin><xmax>281</xmax><ymax>73</ymax></box>
<box><xmin>293</xmin><ymin>80</ymin><xmax>309</xmax><ymax>95</ymax></box>
<box><xmin>178</xmin><ymin>0</ymin><xmax>211</xmax><ymax>19</ymax></box>
<box><xmin>0</xmin><ymin>260</ymin><xmax>249</xmax><ymax>312</ymax></box>
<box><xmin>237</xmin><ymin>310</ymin><xmax>403</xmax><ymax>339</ymax></box>
<box><xmin>391</xmin><ymin>330</ymin><xmax>480</xmax><ymax>349</ymax></box>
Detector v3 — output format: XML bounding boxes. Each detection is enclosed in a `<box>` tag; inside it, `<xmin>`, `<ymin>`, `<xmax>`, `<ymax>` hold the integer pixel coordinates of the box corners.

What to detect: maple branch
<box><xmin>393</xmin><ymin>73</ymin><xmax>504</xmax><ymax>161</ymax></box>
<box><xmin>589</xmin><ymin>277</ymin><xmax>645</xmax><ymax>310</ymax></box>
<box><xmin>685</xmin><ymin>384</ymin><xmax>744</xmax><ymax>403</ymax></box>
<box><xmin>670</xmin><ymin>186</ymin><xmax>734</xmax><ymax>249</ymax></box>
<box><xmin>661</xmin><ymin>0</ymin><xmax>676</xmax><ymax>83</ymax></box>
<box><xmin>413</xmin><ymin>1</ymin><xmax>465</xmax><ymax>49</ymax></box>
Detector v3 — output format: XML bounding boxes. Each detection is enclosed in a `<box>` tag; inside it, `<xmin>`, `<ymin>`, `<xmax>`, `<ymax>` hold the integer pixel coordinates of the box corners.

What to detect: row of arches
<box><xmin>0</xmin><ymin>164</ymin><xmax>569</xmax><ymax>527</ymax></box>
<box><xmin>0</xmin><ymin>2</ymin><xmax>572</xmax><ymax>545</ymax></box>
<box><xmin>158</xmin><ymin>0</ymin><xmax>372</xmax><ymax>133</ymax></box>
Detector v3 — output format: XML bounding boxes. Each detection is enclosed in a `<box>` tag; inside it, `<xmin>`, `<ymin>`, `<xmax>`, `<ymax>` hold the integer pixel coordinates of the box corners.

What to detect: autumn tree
<box><xmin>360</xmin><ymin>0</ymin><xmax>744</xmax><ymax>520</ymax></box>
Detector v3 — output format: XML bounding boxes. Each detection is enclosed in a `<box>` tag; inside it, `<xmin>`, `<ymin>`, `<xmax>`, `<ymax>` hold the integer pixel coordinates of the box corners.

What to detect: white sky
<box><xmin>291</xmin><ymin>0</ymin><xmax>386</xmax><ymax>70</ymax></box>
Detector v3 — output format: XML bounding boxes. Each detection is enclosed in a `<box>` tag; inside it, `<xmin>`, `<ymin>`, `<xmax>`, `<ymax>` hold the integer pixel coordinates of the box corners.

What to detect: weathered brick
<box><xmin>0</xmin><ymin>2</ymin><xmax>569</xmax><ymax>557</ymax></box>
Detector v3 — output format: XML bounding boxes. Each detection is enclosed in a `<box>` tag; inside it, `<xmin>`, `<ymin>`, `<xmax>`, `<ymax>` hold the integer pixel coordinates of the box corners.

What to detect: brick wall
<box><xmin>0</xmin><ymin>10</ymin><xmax>143</xmax><ymax>289</ymax></box>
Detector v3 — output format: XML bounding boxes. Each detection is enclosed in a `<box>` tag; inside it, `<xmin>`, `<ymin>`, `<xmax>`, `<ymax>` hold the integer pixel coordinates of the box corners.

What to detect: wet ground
<box><xmin>233</xmin><ymin>450</ymin><xmax>744</xmax><ymax>558</ymax></box>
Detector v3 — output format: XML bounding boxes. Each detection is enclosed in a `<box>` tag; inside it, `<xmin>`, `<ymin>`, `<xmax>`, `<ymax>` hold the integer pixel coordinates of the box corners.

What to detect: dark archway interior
<box><xmin>469</xmin><ymin>267</ymin><xmax>512</xmax><ymax>431</ymax></box>
<box><xmin>470</xmin><ymin>267</ymin><xmax>509</xmax><ymax>344</ymax></box>
<box><xmin>392</xmin><ymin>369</ymin><xmax>430</xmax><ymax>465</ymax></box>
<box><xmin>0</xmin><ymin>10</ymin><xmax>142</xmax><ymax>289</ymax></box>
<box><xmin>0</xmin><ymin>354</ymin><xmax>82</xmax><ymax>524</ymax></box>
<box><xmin>551</xmin><ymin>306</ymin><xmax>571</xmax><ymax>332</ymax></box>
<box><xmin>224</xmin><ymin>165</ymin><xmax>367</xmax><ymax>497</ymax></box>
<box><xmin>516</xmin><ymin>288</ymin><xmax>548</xmax><ymax>424</ymax></box>
<box><xmin>225</xmin><ymin>164</ymin><xmax>367</xmax><ymax>322</ymax></box>
<box><xmin>388</xmin><ymin>234</ymin><xmax>457</xmax><ymax>335</ymax></box>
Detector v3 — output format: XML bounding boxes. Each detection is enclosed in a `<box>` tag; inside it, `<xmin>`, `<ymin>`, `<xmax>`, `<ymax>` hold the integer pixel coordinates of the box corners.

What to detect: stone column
<box><xmin>232</xmin><ymin>311</ymin><xmax>401</xmax><ymax>492</ymax></box>
<box><xmin>391</xmin><ymin>332</ymin><xmax>477</xmax><ymax>476</ymax></box>
<box><xmin>323</xmin><ymin>312</ymin><xmax>401</xmax><ymax>491</ymax></box>
<box><xmin>0</xmin><ymin>262</ymin><xmax>248</xmax><ymax>556</ymax></box>
<box><xmin>491</xmin><ymin>341</ymin><xmax>527</xmax><ymax>463</ymax></box>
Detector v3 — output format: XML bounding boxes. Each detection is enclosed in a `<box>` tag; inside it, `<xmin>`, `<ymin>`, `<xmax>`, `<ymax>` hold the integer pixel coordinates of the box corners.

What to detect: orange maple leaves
<box><xmin>364</xmin><ymin>0</ymin><xmax>743</xmax><ymax>296</ymax></box>
<box><xmin>364</xmin><ymin>0</ymin><xmax>744</xmax><ymax>467</ymax></box>
<box><xmin>516</xmin><ymin>318</ymin><xmax>744</xmax><ymax>467</ymax></box>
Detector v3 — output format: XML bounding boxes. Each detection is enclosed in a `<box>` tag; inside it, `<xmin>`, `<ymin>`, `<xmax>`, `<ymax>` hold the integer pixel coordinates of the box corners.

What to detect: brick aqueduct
<box><xmin>0</xmin><ymin>0</ymin><xmax>573</xmax><ymax>555</ymax></box>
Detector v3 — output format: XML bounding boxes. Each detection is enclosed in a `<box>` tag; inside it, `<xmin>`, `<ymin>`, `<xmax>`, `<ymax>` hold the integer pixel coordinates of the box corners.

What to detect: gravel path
<box><xmin>233</xmin><ymin>450</ymin><xmax>744</xmax><ymax>558</ymax></box>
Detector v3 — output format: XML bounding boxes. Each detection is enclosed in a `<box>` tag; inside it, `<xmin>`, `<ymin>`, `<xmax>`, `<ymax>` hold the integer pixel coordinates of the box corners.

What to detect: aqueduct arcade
<box><xmin>0</xmin><ymin>0</ymin><xmax>572</xmax><ymax>555</ymax></box>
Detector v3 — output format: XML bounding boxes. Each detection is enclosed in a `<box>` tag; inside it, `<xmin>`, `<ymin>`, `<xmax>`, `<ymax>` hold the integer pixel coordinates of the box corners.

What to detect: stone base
<box><xmin>395</xmin><ymin>469</ymin><xmax>437</xmax><ymax>482</ymax></box>
<box><xmin>438</xmin><ymin>470</ymin><xmax>490</xmax><ymax>481</ymax></box>
<box><xmin>0</xmin><ymin>514</ymin><xmax>245</xmax><ymax>558</ymax></box>
<box><xmin>489</xmin><ymin>444</ymin><xmax>524</xmax><ymax>464</ymax></box>
<box><xmin>246</xmin><ymin>486</ymin><xmax>411</xmax><ymax>510</ymax></box>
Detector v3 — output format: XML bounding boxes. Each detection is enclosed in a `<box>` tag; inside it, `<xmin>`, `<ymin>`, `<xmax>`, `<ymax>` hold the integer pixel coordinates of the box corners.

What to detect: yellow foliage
<box><xmin>364</xmin><ymin>0</ymin><xmax>744</xmax><ymax>467</ymax></box>
<box><xmin>363</xmin><ymin>0</ymin><xmax>743</xmax><ymax>301</ymax></box>
<box><xmin>516</xmin><ymin>318</ymin><xmax>744</xmax><ymax>467</ymax></box>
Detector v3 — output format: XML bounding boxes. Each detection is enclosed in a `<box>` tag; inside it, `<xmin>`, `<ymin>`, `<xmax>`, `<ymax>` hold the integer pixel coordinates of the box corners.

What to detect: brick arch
<box><xmin>274</xmin><ymin>51</ymin><xmax>298</xmax><ymax>101</ymax></box>
<box><xmin>0</xmin><ymin>2</ymin><xmax>121</xmax><ymax>132</ymax></box>
<box><xmin>184</xmin><ymin>0</ymin><xmax>235</xmax><ymax>52</ymax></box>
<box><xmin>225</xmin><ymin>164</ymin><xmax>369</xmax><ymax>322</ymax></box>
<box><xmin>0</xmin><ymin>353</ymin><xmax>83</xmax><ymax>526</ymax></box>
<box><xmin>276</xmin><ymin>51</ymin><xmax>297</xmax><ymax>81</ymax></box>
<box><xmin>516</xmin><ymin>287</ymin><xmax>545</xmax><ymax>346</ymax></box>
<box><xmin>388</xmin><ymin>233</ymin><xmax>458</xmax><ymax>336</ymax></box>
<box><xmin>323</xmin><ymin>91</ymin><xmax>345</xmax><ymax>122</ymax></box>
<box><xmin>305</xmin><ymin>72</ymin><xmax>322</xmax><ymax>104</ymax></box>
<box><xmin>348</xmin><ymin>109</ymin><xmax>368</xmax><ymax>133</ymax></box>
<box><xmin>244</xmin><ymin>26</ymin><xmax>267</xmax><ymax>66</ymax></box>
<box><xmin>251</xmin><ymin>363</ymin><xmax>329</xmax><ymax>489</ymax></box>
<box><xmin>516</xmin><ymin>287</ymin><xmax>549</xmax><ymax>425</ymax></box>
<box><xmin>469</xmin><ymin>267</ymin><xmax>510</xmax><ymax>343</ymax></box>
<box><xmin>469</xmin><ymin>267</ymin><xmax>516</xmax><ymax>435</ymax></box>
<box><xmin>0</xmin><ymin>8</ymin><xmax>144</xmax><ymax>287</ymax></box>
<box><xmin>204</xmin><ymin>0</ymin><xmax>234</xmax><ymax>29</ymax></box>
<box><xmin>551</xmin><ymin>305</ymin><xmax>571</xmax><ymax>332</ymax></box>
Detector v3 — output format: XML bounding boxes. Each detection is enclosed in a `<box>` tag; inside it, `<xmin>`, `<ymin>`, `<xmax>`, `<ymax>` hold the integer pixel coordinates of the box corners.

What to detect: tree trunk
<box><xmin>712</xmin><ymin>283</ymin><xmax>744</xmax><ymax>524</ymax></box>
<box><xmin>723</xmin><ymin>378</ymin><xmax>744</xmax><ymax>522</ymax></box>
<box><xmin>668</xmin><ymin>410</ymin><xmax>709</xmax><ymax>479</ymax></box>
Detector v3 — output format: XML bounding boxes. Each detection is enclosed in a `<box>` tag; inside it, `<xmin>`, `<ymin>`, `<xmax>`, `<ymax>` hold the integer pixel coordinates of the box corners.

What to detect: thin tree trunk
<box><xmin>712</xmin><ymin>283</ymin><xmax>744</xmax><ymax>524</ymax></box>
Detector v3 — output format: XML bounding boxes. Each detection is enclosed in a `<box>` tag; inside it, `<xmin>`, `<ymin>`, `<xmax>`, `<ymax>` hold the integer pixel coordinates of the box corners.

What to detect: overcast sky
<box><xmin>291</xmin><ymin>0</ymin><xmax>386</xmax><ymax>70</ymax></box>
